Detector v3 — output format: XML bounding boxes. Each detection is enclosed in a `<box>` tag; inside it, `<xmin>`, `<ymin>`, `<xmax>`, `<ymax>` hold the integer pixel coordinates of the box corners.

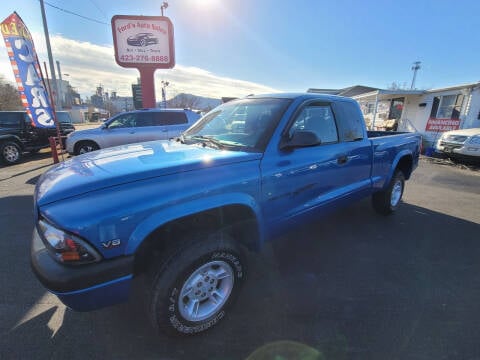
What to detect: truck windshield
<box><xmin>182</xmin><ymin>98</ymin><xmax>291</xmax><ymax>152</ymax></box>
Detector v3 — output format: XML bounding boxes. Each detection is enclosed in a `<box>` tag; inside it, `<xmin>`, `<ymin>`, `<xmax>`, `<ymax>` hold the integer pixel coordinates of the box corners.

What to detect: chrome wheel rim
<box><xmin>3</xmin><ymin>145</ymin><xmax>19</xmax><ymax>163</ymax></box>
<box><xmin>178</xmin><ymin>260</ymin><xmax>234</xmax><ymax>322</ymax></box>
<box><xmin>390</xmin><ymin>180</ymin><xmax>403</xmax><ymax>207</ymax></box>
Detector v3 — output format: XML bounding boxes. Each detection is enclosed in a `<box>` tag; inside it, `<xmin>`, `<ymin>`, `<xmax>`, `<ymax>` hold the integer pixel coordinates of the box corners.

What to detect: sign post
<box><xmin>111</xmin><ymin>15</ymin><xmax>175</xmax><ymax>108</ymax></box>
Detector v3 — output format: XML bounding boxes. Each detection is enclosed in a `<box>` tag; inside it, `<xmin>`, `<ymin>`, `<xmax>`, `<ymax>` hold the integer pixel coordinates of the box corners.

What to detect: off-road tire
<box><xmin>372</xmin><ymin>170</ymin><xmax>405</xmax><ymax>215</ymax></box>
<box><xmin>147</xmin><ymin>231</ymin><xmax>246</xmax><ymax>336</ymax></box>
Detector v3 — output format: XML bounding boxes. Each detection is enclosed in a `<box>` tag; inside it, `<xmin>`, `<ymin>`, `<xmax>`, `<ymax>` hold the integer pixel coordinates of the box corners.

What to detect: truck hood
<box><xmin>442</xmin><ymin>127</ymin><xmax>480</xmax><ymax>137</ymax></box>
<box><xmin>36</xmin><ymin>140</ymin><xmax>262</xmax><ymax>206</ymax></box>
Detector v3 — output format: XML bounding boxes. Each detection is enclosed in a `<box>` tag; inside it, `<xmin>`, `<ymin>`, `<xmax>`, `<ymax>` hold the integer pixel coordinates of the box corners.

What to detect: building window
<box><xmin>363</xmin><ymin>103</ymin><xmax>375</xmax><ymax>115</ymax></box>
<box><xmin>430</xmin><ymin>94</ymin><xmax>464</xmax><ymax>119</ymax></box>
<box><xmin>388</xmin><ymin>98</ymin><xmax>404</xmax><ymax>120</ymax></box>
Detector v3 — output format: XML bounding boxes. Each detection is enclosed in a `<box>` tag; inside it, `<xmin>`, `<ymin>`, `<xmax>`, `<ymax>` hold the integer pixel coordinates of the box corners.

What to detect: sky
<box><xmin>1</xmin><ymin>0</ymin><xmax>480</xmax><ymax>101</ymax></box>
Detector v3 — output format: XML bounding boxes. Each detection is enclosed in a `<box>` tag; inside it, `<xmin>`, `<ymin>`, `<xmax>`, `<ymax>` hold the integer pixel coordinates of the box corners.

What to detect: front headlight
<box><xmin>468</xmin><ymin>135</ymin><xmax>480</xmax><ymax>144</ymax></box>
<box><xmin>37</xmin><ymin>219</ymin><xmax>101</xmax><ymax>264</ymax></box>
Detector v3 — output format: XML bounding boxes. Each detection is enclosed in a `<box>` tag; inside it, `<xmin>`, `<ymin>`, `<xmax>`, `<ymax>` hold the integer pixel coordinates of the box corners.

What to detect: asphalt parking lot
<box><xmin>0</xmin><ymin>153</ymin><xmax>479</xmax><ymax>360</ymax></box>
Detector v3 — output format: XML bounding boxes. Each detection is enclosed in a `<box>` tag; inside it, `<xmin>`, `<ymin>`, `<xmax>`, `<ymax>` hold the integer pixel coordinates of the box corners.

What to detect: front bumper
<box><xmin>65</xmin><ymin>138</ymin><xmax>75</xmax><ymax>155</ymax></box>
<box><xmin>436</xmin><ymin>141</ymin><xmax>480</xmax><ymax>158</ymax></box>
<box><xmin>31</xmin><ymin>227</ymin><xmax>134</xmax><ymax>311</ymax></box>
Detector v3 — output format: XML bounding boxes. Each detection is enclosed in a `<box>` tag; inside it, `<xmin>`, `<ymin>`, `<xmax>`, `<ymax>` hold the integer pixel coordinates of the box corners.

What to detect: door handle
<box><xmin>337</xmin><ymin>155</ymin><xmax>348</xmax><ymax>165</ymax></box>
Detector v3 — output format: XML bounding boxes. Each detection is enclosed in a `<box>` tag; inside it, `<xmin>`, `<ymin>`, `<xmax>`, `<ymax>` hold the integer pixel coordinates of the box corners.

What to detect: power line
<box><xmin>42</xmin><ymin>0</ymin><xmax>109</xmax><ymax>26</ymax></box>
<box><xmin>87</xmin><ymin>0</ymin><xmax>108</xmax><ymax>19</ymax></box>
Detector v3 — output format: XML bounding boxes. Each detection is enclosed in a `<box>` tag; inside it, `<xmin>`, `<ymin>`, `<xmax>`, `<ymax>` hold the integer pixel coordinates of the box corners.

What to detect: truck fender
<box><xmin>0</xmin><ymin>134</ymin><xmax>24</xmax><ymax>149</ymax></box>
<box><xmin>384</xmin><ymin>150</ymin><xmax>413</xmax><ymax>187</ymax></box>
<box><xmin>125</xmin><ymin>193</ymin><xmax>265</xmax><ymax>255</ymax></box>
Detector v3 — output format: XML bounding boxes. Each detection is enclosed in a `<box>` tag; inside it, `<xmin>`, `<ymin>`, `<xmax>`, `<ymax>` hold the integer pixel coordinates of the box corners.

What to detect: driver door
<box><xmin>261</xmin><ymin>102</ymin><xmax>348</xmax><ymax>237</ymax></box>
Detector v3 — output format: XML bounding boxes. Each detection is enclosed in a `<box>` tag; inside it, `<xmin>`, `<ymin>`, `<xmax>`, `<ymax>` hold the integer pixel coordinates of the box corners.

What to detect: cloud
<box><xmin>0</xmin><ymin>33</ymin><xmax>279</xmax><ymax>100</ymax></box>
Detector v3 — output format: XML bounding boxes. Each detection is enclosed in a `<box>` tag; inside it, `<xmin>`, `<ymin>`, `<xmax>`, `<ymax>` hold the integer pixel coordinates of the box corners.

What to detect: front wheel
<box><xmin>74</xmin><ymin>141</ymin><xmax>99</xmax><ymax>155</ymax></box>
<box><xmin>1</xmin><ymin>141</ymin><xmax>22</xmax><ymax>165</ymax></box>
<box><xmin>372</xmin><ymin>170</ymin><xmax>405</xmax><ymax>215</ymax></box>
<box><xmin>148</xmin><ymin>232</ymin><xmax>246</xmax><ymax>336</ymax></box>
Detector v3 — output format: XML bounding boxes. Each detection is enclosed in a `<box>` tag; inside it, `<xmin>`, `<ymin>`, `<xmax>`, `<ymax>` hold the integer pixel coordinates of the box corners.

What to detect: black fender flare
<box><xmin>0</xmin><ymin>135</ymin><xmax>24</xmax><ymax>150</ymax></box>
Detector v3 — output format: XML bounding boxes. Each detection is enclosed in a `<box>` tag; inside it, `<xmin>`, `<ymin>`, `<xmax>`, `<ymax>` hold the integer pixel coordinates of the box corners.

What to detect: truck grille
<box><xmin>440</xmin><ymin>142</ymin><xmax>463</xmax><ymax>150</ymax></box>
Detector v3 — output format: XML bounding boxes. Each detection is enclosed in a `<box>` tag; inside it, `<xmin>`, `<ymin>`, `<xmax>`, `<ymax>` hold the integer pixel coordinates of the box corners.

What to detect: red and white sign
<box><xmin>425</xmin><ymin>118</ymin><xmax>461</xmax><ymax>132</ymax></box>
<box><xmin>111</xmin><ymin>15</ymin><xmax>174</xmax><ymax>69</ymax></box>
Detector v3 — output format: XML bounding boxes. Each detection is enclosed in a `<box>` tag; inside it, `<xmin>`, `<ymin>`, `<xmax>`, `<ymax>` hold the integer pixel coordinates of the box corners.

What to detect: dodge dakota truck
<box><xmin>31</xmin><ymin>94</ymin><xmax>421</xmax><ymax>335</ymax></box>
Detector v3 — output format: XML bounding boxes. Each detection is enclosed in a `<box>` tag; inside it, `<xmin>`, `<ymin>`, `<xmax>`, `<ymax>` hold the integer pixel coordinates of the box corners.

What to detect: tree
<box><xmin>387</xmin><ymin>81</ymin><xmax>408</xmax><ymax>90</ymax></box>
<box><xmin>0</xmin><ymin>76</ymin><xmax>22</xmax><ymax>110</ymax></box>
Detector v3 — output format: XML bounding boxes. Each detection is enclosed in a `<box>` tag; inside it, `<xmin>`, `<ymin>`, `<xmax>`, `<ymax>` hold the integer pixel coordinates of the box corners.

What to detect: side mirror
<box><xmin>101</xmin><ymin>123</ymin><xmax>107</xmax><ymax>129</ymax></box>
<box><xmin>280</xmin><ymin>130</ymin><xmax>321</xmax><ymax>150</ymax></box>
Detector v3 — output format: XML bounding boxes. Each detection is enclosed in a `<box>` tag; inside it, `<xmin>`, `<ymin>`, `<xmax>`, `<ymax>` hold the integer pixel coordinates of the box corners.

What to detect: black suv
<box><xmin>0</xmin><ymin>111</ymin><xmax>75</xmax><ymax>165</ymax></box>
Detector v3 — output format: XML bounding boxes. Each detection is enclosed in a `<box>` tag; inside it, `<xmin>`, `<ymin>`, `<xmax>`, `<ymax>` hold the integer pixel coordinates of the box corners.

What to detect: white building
<box><xmin>353</xmin><ymin>82</ymin><xmax>480</xmax><ymax>146</ymax></box>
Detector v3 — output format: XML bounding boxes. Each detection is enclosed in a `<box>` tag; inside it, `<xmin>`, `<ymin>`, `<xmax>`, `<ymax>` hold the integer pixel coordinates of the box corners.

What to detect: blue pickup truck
<box><xmin>31</xmin><ymin>93</ymin><xmax>421</xmax><ymax>335</ymax></box>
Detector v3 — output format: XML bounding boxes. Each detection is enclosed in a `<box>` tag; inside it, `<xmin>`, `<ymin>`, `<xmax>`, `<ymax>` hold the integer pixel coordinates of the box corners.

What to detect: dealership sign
<box><xmin>425</xmin><ymin>118</ymin><xmax>461</xmax><ymax>132</ymax></box>
<box><xmin>111</xmin><ymin>15</ymin><xmax>175</xmax><ymax>69</ymax></box>
<box><xmin>1</xmin><ymin>12</ymin><xmax>55</xmax><ymax>128</ymax></box>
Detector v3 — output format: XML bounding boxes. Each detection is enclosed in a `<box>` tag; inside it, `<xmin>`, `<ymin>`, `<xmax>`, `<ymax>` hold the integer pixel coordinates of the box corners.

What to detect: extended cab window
<box><xmin>333</xmin><ymin>101</ymin><xmax>365</xmax><ymax>142</ymax></box>
<box><xmin>290</xmin><ymin>104</ymin><xmax>338</xmax><ymax>144</ymax></box>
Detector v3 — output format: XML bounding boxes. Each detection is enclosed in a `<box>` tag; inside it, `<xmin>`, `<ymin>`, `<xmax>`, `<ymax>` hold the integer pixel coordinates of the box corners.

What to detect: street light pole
<box><xmin>39</xmin><ymin>0</ymin><xmax>61</xmax><ymax>109</ymax></box>
<box><xmin>161</xmin><ymin>80</ymin><xmax>169</xmax><ymax>109</ymax></box>
<box><xmin>410</xmin><ymin>61</ymin><xmax>421</xmax><ymax>90</ymax></box>
<box><xmin>161</xmin><ymin>2</ymin><xmax>169</xmax><ymax>16</ymax></box>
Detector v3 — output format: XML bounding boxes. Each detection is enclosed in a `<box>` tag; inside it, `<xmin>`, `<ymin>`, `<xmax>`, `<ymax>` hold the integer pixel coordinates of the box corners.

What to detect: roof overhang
<box><xmin>352</xmin><ymin>89</ymin><xmax>425</xmax><ymax>101</ymax></box>
<box><xmin>426</xmin><ymin>82</ymin><xmax>480</xmax><ymax>93</ymax></box>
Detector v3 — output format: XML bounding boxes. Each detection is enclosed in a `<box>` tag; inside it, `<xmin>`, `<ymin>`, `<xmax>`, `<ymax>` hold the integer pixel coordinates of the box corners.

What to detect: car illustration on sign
<box><xmin>126</xmin><ymin>33</ymin><xmax>159</xmax><ymax>47</ymax></box>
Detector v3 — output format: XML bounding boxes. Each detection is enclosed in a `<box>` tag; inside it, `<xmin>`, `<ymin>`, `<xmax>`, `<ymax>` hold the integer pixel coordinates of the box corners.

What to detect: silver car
<box><xmin>66</xmin><ymin>109</ymin><xmax>200</xmax><ymax>155</ymax></box>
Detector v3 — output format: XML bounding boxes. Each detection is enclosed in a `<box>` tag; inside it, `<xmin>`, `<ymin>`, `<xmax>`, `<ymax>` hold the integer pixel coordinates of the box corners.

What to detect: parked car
<box><xmin>0</xmin><ymin>111</ymin><xmax>75</xmax><ymax>165</ymax></box>
<box><xmin>127</xmin><ymin>33</ymin><xmax>159</xmax><ymax>47</ymax></box>
<box><xmin>31</xmin><ymin>94</ymin><xmax>421</xmax><ymax>335</ymax></box>
<box><xmin>435</xmin><ymin>128</ymin><xmax>480</xmax><ymax>163</ymax></box>
<box><xmin>66</xmin><ymin>108</ymin><xmax>201</xmax><ymax>155</ymax></box>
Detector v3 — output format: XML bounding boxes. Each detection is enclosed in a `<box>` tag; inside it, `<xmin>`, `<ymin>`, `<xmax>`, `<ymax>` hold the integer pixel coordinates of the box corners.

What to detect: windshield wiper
<box><xmin>177</xmin><ymin>134</ymin><xmax>186</xmax><ymax>144</ymax></box>
<box><xmin>189</xmin><ymin>135</ymin><xmax>225</xmax><ymax>149</ymax></box>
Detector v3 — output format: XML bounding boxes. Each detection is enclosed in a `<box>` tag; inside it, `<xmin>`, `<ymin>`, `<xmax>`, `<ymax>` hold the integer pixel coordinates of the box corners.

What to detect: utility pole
<box><xmin>40</xmin><ymin>0</ymin><xmax>61</xmax><ymax>109</ymax></box>
<box><xmin>410</xmin><ymin>61</ymin><xmax>421</xmax><ymax>90</ymax></box>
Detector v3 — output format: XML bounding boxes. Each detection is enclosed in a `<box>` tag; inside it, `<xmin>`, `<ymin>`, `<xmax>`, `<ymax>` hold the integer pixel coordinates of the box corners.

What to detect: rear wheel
<box><xmin>372</xmin><ymin>170</ymin><xmax>405</xmax><ymax>215</ymax></box>
<box><xmin>1</xmin><ymin>141</ymin><xmax>22</xmax><ymax>165</ymax></box>
<box><xmin>147</xmin><ymin>231</ymin><xmax>246</xmax><ymax>336</ymax></box>
<box><xmin>74</xmin><ymin>141</ymin><xmax>99</xmax><ymax>155</ymax></box>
